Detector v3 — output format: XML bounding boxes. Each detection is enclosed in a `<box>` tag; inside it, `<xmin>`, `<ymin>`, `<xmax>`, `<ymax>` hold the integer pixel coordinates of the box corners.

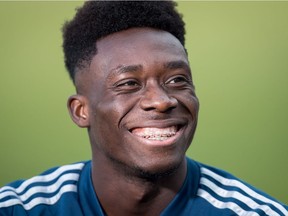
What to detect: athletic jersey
<box><xmin>0</xmin><ymin>158</ymin><xmax>287</xmax><ymax>215</ymax></box>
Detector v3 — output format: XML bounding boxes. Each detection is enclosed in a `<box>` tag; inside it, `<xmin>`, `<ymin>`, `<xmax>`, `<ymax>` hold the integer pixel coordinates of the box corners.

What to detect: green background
<box><xmin>0</xmin><ymin>1</ymin><xmax>287</xmax><ymax>204</ymax></box>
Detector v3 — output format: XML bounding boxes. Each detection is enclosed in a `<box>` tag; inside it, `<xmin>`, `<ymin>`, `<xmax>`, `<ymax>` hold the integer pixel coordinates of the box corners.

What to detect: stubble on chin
<box><xmin>107</xmin><ymin>153</ymin><xmax>184</xmax><ymax>182</ymax></box>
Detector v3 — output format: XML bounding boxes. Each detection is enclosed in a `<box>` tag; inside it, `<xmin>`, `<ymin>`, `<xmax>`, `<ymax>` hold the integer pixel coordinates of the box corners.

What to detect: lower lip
<box><xmin>130</xmin><ymin>128</ymin><xmax>184</xmax><ymax>147</ymax></box>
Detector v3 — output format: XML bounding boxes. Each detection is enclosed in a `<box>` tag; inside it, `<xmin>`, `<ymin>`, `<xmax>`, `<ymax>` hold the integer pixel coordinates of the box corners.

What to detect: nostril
<box><xmin>166</xmin><ymin>105</ymin><xmax>176</xmax><ymax>112</ymax></box>
<box><xmin>139</xmin><ymin>85</ymin><xmax>178</xmax><ymax>112</ymax></box>
<box><xmin>143</xmin><ymin>105</ymin><xmax>175</xmax><ymax>112</ymax></box>
<box><xmin>143</xmin><ymin>107</ymin><xmax>156</xmax><ymax>112</ymax></box>
<box><xmin>140</xmin><ymin>95</ymin><xmax>178</xmax><ymax>113</ymax></box>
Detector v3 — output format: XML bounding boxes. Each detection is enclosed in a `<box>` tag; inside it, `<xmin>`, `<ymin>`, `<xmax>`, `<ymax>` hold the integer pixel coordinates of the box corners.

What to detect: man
<box><xmin>0</xmin><ymin>1</ymin><xmax>287</xmax><ymax>215</ymax></box>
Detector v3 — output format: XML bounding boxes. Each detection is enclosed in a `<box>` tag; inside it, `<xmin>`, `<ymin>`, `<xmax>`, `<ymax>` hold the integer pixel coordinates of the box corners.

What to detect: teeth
<box><xmin>132</xmin><ymin>126</ymin><xmax>177</xmax><ymax>141</ymax></box>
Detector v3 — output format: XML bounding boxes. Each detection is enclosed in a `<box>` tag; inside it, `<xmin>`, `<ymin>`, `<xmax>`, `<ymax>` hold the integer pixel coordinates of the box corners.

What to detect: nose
<box><xmin>140</xmin><ymin>84</ymin><xmax>178</xmax><ymax>112</ymax></box>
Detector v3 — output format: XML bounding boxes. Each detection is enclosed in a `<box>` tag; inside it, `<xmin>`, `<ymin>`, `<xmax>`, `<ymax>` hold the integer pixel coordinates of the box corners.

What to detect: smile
<box><xmin>131</xmin><ymin>126</ymin><xmax>178</xmax><ymax>141</ymax></box>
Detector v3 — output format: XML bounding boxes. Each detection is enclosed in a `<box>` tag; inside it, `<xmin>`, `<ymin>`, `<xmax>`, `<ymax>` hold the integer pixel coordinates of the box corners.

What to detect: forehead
<box><xmin>93</xmin><ymin>28</ymin><xmax>187</xmax><ymax>72</ymax></box>
<box><xmin>75</xmin><ymin>28</ymin><xmax>188</xmax><ymax>90</ymax></box>
<box><xmin>97</xmin><ymin>28</ymin><xmax>185</xmax><ymax>55</ymax></box>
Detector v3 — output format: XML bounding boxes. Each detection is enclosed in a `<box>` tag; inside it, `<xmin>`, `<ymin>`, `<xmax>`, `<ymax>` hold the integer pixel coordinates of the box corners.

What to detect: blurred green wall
<box><xmin>0</xmin><ymin>1</ymin><xmax>287</xmax><ymax>204</ymax></box>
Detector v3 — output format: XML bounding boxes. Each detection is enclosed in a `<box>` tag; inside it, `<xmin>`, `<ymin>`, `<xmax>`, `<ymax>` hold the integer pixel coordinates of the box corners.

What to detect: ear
<box><xmin>67</xmin><ymin>94</ymin><xmax>90</xmax><ymax>128</ymax></box>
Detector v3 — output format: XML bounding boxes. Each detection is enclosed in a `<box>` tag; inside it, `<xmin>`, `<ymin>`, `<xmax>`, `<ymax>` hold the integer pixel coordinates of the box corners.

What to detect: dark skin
<box><xmin>68</xmin><ymin>28</ymin><xmax>199</xmax><ymax>216</ymax></box>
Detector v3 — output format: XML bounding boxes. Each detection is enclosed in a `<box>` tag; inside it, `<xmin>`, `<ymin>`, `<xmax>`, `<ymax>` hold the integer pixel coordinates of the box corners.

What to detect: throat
<box><xmin>100</xmin><ymin>178</ymin><xmax>175</xmax><ymax>216</ymax></box>
<box><xmin>91</xmin><ymin>150</ymin><xmax>187</xmax><ymax>216</ymax></box>
<box><xmin>130</xmin><ymin>181</ymin><xmax>161</xmax><ymax>204</ymax></box>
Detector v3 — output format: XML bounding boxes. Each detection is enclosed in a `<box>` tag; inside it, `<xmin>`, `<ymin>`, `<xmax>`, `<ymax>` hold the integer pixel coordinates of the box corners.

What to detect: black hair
<box><xmin>62</xmin><ymin>1</ymin><xmax>185</xmax><ymax>83</ymax></box>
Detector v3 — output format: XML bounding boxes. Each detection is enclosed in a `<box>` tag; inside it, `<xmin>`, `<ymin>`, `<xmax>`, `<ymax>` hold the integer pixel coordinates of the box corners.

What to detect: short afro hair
<box><xmin>62</xmin><ymin>1</ymin><xmax>186</xmax><ymax>83</ymax></box>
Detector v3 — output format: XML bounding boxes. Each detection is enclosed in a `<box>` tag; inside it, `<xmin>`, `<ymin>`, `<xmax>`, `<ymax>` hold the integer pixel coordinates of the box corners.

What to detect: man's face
<box><xmin>76</xmin><ymin>28</ymin><xmax>199</xmax><ymax>177</ymax></box>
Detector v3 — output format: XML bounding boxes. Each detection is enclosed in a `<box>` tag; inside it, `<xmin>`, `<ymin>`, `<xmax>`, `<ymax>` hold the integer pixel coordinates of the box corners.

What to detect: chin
<box><xmin>135</xmin><ymin>165</ymin><xmax>180</xmax><ymax>181</ymax></box>
<box><xmin>128</xmin><ymin>154</ymin><xmax>185</xmax><ymax>181</ymax></box>
<box><xmin>106</xmin><ymin>142</ymin><xmax>187</xmax><ymax>181</ymax></box>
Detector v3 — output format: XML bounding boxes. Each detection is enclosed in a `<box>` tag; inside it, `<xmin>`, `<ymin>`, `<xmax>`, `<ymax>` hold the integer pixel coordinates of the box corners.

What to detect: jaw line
<box><xmin>106</xmin><ymin>151</ymin><xmax>183</xmax><ymax>182</ymax></box>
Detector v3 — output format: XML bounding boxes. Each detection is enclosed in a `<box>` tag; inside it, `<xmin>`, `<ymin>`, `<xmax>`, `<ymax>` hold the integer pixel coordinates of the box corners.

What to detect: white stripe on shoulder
<box><xmin>0</xmin><ymin>173</ymin><xmax>79</xmax><ymax>202</ymax></box>
<box><xmin>0</xmin><ymin>162</ymin><xmax>85</xmax><ymax>194</ymax></box>
<box><xmin>198</xmin><ymin>188</ymin><xmax>260</xmax><ymax>216</ymax></box>
<box><xmin>200</xmin><ymin>177</ymin><xmax>280</xmax><ymax>216</ymax></box>
<box><xmin>0</xmin><ymin>184</ymin><xmax>77</xmax><ymax>210</ymax></box>
<box><xmin>201</xmin><ymin>167</ymin><xmax>288</xmax><ymax>216</ymax></box>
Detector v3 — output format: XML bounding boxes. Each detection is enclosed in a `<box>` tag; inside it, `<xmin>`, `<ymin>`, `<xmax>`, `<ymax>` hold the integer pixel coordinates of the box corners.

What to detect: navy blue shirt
<box><xmin>0</xmin><ymin>158</ymin><xmax>287</xmax><ymax>215</ymax></box>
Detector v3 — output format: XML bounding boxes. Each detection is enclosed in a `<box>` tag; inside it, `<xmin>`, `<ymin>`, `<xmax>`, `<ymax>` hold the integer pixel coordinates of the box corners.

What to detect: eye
<box><xmin>113</xmin><ymin>79</ymin><xmax>141</xmax><ymax>93</ymax></box>
<box><xmin>166</xmin><ymin>75</ymin><xmax>191</xmax><ymax>85</ymax></box>
<box><xmin>119</xmin><ymin>80</ymin><xmax>139</xmax><ymax>86</ymax></box>
<box><xmin>167</xmin><ymin>76</ymin><xmax>187</xmax><ymax>84</ymax></box>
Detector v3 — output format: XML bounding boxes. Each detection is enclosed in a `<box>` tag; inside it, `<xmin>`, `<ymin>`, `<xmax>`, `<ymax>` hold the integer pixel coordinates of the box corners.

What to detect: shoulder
<box><xmin>193</xmin><ymin>161</ymin><xmax>288</xmax><ymax>216</ymax></box>
<box><xmin>0</xmin><ymin>161</ymin><xmax>88</xmax><ymax>215</ymax></box>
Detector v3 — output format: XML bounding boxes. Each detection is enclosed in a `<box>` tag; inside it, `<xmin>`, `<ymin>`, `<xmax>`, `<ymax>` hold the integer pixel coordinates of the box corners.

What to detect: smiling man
<box><xmin>0</xmin><ymin>1</ymin><xmax>287</xmax><ymax>216</ymax></box>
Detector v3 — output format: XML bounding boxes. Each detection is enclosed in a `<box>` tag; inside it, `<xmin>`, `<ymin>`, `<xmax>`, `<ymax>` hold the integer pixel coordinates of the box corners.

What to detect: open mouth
<box><xmin>130</xmin><ymin>125</ymin><xmax>180</xmax><ymax>141</ymax></box>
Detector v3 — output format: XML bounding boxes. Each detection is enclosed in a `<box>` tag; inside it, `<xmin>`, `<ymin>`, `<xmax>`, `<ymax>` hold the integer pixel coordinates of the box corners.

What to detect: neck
<box><xmin>91</xmin><ymin>154</ymin><xmax>187</xmax><ymax>216</ymax></box>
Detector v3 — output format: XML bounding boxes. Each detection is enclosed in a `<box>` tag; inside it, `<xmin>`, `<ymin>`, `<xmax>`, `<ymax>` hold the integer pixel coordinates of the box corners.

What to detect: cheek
<box><xmin>89</xmin><ymin>101</ymin><xmax>123</xmax><ymax>153</ymax></box>
<box><xmin>92</xmin><ymin>95</ymin><xmax>139</xmax><ymax>131</ymax></box>
<box><xmin>94</xmin><ymin>103</ymin><xmax>121</xmax><ymax>131</ymax></box>
<box><xmin>89</xmin><ymin>97</ymin><xmax>140</xmax><ymax>156</ymax></box>
<box><xmin>190</xmin><ymin>96</ymin><xmax>200</xmax><ymax>117</ymax></box>
<box><xmin>177</xmin><ymin>93</ymin><xmax>199</xmax><ymax>118</ymax></box>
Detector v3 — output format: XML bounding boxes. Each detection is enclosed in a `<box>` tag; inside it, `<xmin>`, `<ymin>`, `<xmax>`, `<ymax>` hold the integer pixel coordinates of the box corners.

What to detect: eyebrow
<box><xmin>107</xmin><ymin>64</ymin><xmax>143</xmax><ymax>80</ymax></box>
<box><xmin>163</xmin><ymin>60</ymin><xmax>191</xmax><ymax>72</ymax></box>
<box><xmin>107</xmin><ymin>60</ymin><xmax>190</xmax><ymax>80</ymax></box>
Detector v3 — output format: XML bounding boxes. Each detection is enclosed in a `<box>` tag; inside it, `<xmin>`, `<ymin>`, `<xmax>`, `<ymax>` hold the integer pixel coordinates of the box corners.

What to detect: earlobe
<box><xmin>67</xmin><ymin>95</ymin><xmax>90</xmax><ymax>128</ymax></box>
